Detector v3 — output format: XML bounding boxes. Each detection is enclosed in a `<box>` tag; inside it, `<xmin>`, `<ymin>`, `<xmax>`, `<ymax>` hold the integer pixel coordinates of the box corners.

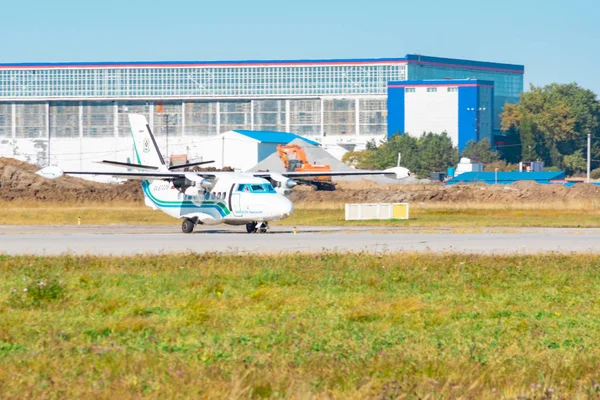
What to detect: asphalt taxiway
<box><xmin>0</xmin><ymin>225</ymin><xmax>598</xmax><ymax>255</ymax></box>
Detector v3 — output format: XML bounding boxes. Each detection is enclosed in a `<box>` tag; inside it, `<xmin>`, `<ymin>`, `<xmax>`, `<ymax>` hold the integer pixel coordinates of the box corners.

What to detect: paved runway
<box><xmin>0</xmin><ymin>225</ymin><xmax>598</xmax><ymax>255</ymax></box>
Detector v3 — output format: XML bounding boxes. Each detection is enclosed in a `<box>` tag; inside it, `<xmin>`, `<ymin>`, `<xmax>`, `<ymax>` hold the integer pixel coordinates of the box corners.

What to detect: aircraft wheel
<box><xmin>246</xmin><ymin>222</ymin><xmax>257</xmax><ymax>233</ymax></box>
<box><xmin>258</xmin><ymin>222</ymin><xmax>269</xmax><ymax>233</ymax></box>
<box><xmin>182</xmin><ymin>218</ymin><xmax>195</xmax><ymax>234</ymax></box>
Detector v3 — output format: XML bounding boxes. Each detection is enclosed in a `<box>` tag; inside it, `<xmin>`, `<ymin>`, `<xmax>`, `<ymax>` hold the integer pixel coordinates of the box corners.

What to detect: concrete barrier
<box><xmin>345</xmin><ymin>203</ymin><xmax>409</xmax><ymax>221</ymax></box>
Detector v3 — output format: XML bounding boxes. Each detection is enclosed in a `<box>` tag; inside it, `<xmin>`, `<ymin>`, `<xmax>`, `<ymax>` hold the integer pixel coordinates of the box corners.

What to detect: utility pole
<box><xmin>587</xmin><ymin>133</ymin><xmax>591</xmax><ymax>183</ymax></box>
<box><xmin>163</xmin><ymin>114</ymin><xmax>170</xmax><ymax>164</ymax></box>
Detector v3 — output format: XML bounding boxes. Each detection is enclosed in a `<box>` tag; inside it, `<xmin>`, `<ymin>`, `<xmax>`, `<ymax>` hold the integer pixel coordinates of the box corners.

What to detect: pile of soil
<box><xmin>290</xmin><ymin>179</ymin><xmax>600</xmax><ymax>204</ymax></box>
<box><xmin>2</xmin><ymin>157</ymin><xmax>599</xmax><ymax>204</ymax></box>
<box><xmin>0</xmin><ymin>158</ymin><xmax>143</xmax><ymax>202</ymax></box>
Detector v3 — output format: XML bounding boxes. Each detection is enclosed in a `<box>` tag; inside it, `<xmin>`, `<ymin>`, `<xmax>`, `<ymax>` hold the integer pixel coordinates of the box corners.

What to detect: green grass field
<box><xmin>3</xmin><ymin>201</ymin><xmax>600</xmax><ymax>228</ymax></box>
<box><xmin>1</xmin><ymin>253</ymin><xmax>600</xmax><ymax>398</ymax></box>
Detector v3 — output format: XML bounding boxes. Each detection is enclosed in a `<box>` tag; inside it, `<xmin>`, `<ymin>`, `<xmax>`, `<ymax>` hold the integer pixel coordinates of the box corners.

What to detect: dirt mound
<box><xmin>291</xmin><ymin>180</ymin><xmax>600</xmax><ymax>204</ymax></box>
<box><xmin>2</xmin><ymin>157</ymin><xmax>599</xmax><ymax>205</ymax></box>
<box><xmin>0</xmin><ymin>158</ymin><xmax>143</xmax><ymax>202</ymax></box>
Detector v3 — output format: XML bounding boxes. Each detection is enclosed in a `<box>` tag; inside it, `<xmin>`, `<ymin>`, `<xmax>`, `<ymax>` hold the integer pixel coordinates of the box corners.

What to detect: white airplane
<box><xmin>37</xmin><ymin>114</ymin><xmax>411</xmax><ymax>234</ymax></box>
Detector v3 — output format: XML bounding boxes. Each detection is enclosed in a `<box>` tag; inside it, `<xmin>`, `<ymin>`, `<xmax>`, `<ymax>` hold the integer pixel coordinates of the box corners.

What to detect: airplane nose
<box><xmin>279</xmin><ymin>197</ymin><xmax>294</xmax><ymax>218</ymax></box>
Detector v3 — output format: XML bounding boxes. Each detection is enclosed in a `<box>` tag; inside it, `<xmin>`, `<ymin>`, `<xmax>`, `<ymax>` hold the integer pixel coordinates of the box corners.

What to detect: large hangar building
<box><xmin>0</xmin><ymin>54</ymin><xmax>523</xmax><ymax>170</ymax></box>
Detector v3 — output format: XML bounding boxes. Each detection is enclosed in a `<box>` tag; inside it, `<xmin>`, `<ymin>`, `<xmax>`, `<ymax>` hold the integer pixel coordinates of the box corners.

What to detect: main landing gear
<box><xmin>182</xmin><ymin>218</ymin><xmax>196</xmax><ymax>234</ymax></box>
<box><xmin>246</xmin><ymin>221</ymin><xmax>269</xmax><ymax>234</ymax></box>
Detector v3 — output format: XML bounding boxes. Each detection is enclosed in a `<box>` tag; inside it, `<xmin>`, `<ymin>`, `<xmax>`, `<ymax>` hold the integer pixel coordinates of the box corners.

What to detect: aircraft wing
<box><xmin>62</xmin><ymin>171</ymin><xmax>186</xmax><ymax>180</ymax></box>
<box><xmin>264</xmin><ymin>170</ymin><xmax>396</xmax><ymax>178</ymax></box>
<box><xmin>36</xmin><ymin>166</ymin><xmax>219</xmax><ymax>181</ymax></box>
<box><xmin>252</xmin><ymin>169</ymin><xmax>411</xmax><ymax>180</ymax></box>
<box><xmin>93</xmin><ymin>160</ymin><xmax>215</xmax><ymax>172</ymax></box>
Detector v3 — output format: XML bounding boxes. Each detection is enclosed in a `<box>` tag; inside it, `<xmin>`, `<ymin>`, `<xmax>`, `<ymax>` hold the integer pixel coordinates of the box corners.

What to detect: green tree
<box><xmin>417</xmin><ymin>132</ymin><xmax>459</xmax><ymax>177</ymax></box>
<box><xmin>496</xmin><ymin>128</ymin><xmax>521</xmax><ymax>164</ymax></box>
<box><xmin>563</xmin><ymin>150</ymin><xmax>587</xmax><ymax>175</ymax></box>
<box><xmin>376</xmin><ymin>134</ymin><xmax>421</xmax><ymax>171</ymax></box>
<box><xmin>460</xmin><ymin>138</ymin><xmax>499</xmax><ymax>164</ymax></box>
<box><xmin>343</xmin><ymin>133</ymin><xmax>458</xmax><ymax>178</ymax></box>
<box><xmin>501</xmin><ymin>82</ymin><xmax>600</xmax><ymax>167</ymax></box>
<box><xmin>365</xmin><ymin>139</ymin><xmax>378</xmax><ymax>150</ymax></box>
<box><xmin>519</xmin><ymin>115</ymin><xmax>539</xmax><ymax>161</ymax></box>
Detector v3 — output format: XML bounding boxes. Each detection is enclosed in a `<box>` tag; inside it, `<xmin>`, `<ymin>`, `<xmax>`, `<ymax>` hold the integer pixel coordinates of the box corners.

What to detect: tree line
<box><xmin>344</xmin><ymin>83</ymin><xmax>600</xmax><ymax>178</ymax></box>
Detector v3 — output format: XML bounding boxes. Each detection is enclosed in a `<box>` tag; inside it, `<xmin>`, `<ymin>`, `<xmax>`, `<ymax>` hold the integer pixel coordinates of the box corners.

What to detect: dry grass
<box><xmin>2</xmin><ymin>200</ymin><xmax>600</xmax><ymax>228</ymax></box>
<box><xmin>1</xmin><ymin>253</ymin><xmax>600</xmax><ymax>398</ymax></box>
<box><xmin>0</xmin><ymin>201</ymin><xmax>174</xmax><ymax>225</ymax></box>
<box><xmin>293</xmin><ymin>199</ymin><xmax>600</xmax><ymax>211</ymax></box>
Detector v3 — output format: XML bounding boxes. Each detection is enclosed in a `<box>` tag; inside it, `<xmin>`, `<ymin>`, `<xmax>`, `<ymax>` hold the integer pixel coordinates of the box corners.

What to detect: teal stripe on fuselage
<box><xmin>142</xmin><ymin>181</ymin><xmax>229</xmax><ymax>217</ymax></box>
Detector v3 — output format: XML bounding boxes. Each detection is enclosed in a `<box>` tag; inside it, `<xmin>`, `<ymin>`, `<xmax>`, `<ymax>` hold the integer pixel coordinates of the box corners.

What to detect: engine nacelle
<box><xmin>184</xmin><ymin>186</ymin><xmax>204</xmax><ymax>197</ymax></box>
<box><xmin>185</xmin><ymin>173</ymin><xmax>214</xmax><ymax>190</ymax></box>
<box><xmin>383</xmin><ymin>166</ymin><xmax>411</xmax><ymax>180</ymax></box>
<box><xmin>172</xmin><ymin>177</ymin><xmax>193</xmax><ymax>192</ymax></box>
<box><xmin>268</xmin><ymin>173</ymin><xmax>297</xmax><ymax>196</ymax></box>
<box><xmin>173</xmin><ymin>175</ymin><xmax>213</xmax><ymax>194</ymax></box>
<box><xmin>36</xmin><ymin>166</ymin><xmax>64</xmax><ymax>180</ymax></box>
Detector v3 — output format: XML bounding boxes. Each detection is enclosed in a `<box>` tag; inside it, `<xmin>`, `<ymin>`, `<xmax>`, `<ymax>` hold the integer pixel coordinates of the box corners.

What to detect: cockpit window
<box><xmin>237</xmin><ymin>183</ymin><xmax>277</xmax><ymax>193</ymax></box>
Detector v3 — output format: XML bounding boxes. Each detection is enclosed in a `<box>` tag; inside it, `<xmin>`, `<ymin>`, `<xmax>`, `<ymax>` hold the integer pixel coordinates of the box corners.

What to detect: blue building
<box><xmin>388</xmin><ymin>79</ymin><xmax>495</xmax><ymax>151</ymax></box>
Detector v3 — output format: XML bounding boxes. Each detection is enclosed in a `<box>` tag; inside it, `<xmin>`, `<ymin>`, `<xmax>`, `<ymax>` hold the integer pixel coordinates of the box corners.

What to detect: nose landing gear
<box><xmin>246</xmin><ymin>221</ymin><xmax>269</xmax><ymax>234</ymax></box>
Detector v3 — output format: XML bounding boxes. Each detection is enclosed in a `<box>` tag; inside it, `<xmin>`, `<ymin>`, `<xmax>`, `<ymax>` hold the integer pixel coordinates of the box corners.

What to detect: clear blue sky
<box><xmin>1</xmin><ymin>0</ymin><xmax>598</xmax><ymax>95</ymax></box>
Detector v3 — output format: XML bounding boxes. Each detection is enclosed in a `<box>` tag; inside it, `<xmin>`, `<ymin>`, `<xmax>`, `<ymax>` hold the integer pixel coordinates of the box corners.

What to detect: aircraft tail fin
<box><xmin>128</xmin><ymin>114</ymin><xmax>167</xmax><ymax>170</ymax></box>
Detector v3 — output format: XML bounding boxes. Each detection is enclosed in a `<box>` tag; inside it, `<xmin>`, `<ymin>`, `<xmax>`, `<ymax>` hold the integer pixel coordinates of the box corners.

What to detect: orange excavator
<box><xmin>276</xmin><ymin>144</ymin><xmax>336</xmax><ymax>191</ymax></box>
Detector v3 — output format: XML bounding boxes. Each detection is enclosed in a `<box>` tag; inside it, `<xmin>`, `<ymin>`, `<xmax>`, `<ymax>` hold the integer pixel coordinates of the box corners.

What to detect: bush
<box><xmin>484</xmin><ymin>160</ymin><xmax>518</xmax><ymax>172</ymax></box>
<box><xmin>591</xmin><ymin>168</ymin><xmax>600</xmax><ymax>180</ymax></box>
<box><xmin>8</xmin><ymin>276</ymin><xmax>65</xmax><ymax>308</ymax></box>
<box><xmin>544</xmin><ymin>166</ymin><xmax>562</xmax><ymax>172</ymax></box>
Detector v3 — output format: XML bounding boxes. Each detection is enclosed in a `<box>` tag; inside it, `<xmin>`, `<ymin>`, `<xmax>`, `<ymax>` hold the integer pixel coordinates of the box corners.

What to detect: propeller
<box><xmin>184</xmin><ymin>173</ymin><xmax>213</xmax><ymax>189</ymax></box>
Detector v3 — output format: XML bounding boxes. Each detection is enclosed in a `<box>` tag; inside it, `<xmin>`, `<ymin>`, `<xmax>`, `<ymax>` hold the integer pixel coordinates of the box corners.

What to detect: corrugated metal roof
<box><xmin>448</xmin><ymin>171</ymin><xmax>565</xmax><ymax>185</ymax></box>
<box><xmin>232</xmin><ymin>130</ymin><xmax>320</xmax><ymax>146</ymax></box>
<box><xmin>0</xmin><ymin>55</ymin><xmax>524</xmax><ymax>72</ymax></box>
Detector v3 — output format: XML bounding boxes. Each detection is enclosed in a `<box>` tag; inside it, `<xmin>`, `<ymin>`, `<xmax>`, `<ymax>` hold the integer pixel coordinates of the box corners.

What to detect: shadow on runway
<box><xmin>192</xmin><ymin>229</ymin><xmax>323</xmax><ymax>235</ymax></box>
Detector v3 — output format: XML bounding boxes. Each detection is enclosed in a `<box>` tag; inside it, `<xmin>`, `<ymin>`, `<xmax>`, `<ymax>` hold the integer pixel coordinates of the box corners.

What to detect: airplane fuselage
<box><xmin>143</xmin><ymin>175</ymin><xmax>294</xmax><ymax>226</ymax></box>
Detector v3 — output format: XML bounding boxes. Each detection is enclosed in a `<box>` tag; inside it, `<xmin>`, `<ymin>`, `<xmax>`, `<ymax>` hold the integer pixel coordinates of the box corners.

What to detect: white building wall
<box><xmin>404</xmin><ymin>87</ymin><xmax>459</xmax><ymax>147</ymax></box>
<box><xmin>221</xmin><ymin>132</ymin><xmax>259</xmax><ymax>171</ymax></box>
<box><xmin>0</xmin><ymin>133</ymin><xmax>261</xmax><ymax>182</ymax></box>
